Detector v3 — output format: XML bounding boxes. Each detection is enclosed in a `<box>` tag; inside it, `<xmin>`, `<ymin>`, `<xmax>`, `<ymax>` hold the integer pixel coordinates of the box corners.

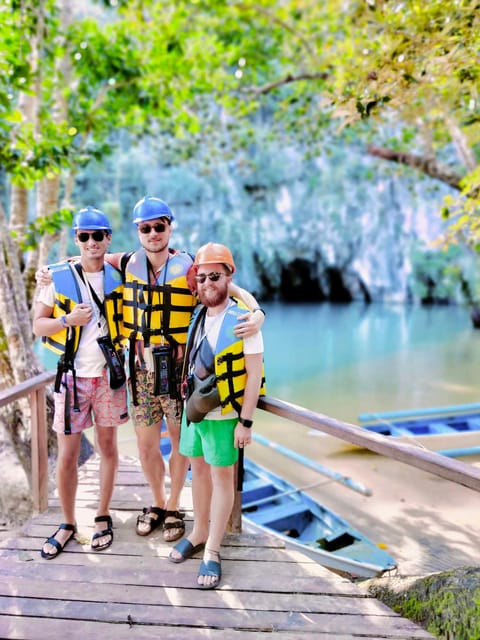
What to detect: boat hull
<box><xmin>241</xmin><ymin>457</ymin><xmax>396</xmax><ymax>579</ymax></box>
<box><xmin>313</xmin><ymin>409</ymin><xmax>480</xmax><ymax>454</ymax></box>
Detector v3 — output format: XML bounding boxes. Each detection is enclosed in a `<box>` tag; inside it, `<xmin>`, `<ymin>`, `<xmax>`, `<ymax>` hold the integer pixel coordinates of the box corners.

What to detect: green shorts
<box><xmin>179</xmin><ymin>412</ymin><xmax>238</xmax><ymax>467</ymax></box>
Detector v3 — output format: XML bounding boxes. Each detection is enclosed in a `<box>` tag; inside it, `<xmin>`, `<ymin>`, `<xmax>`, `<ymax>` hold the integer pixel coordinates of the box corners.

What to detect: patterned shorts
<box><xmin>53</xmin><ymin>371</ymin><xmax>129</xmax><ymax>434</ymax></box>
<box><xmin>130</xmin><ymin>367</ymin><xmax>182</xmax><ymax>428</ymax></box>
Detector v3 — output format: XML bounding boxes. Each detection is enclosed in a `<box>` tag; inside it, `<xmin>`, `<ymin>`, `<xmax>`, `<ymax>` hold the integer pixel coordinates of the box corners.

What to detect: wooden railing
<box><xmin>0</xmin><ymin>371</ymin><xmax>56</xmax><ymax>513</ymax></box>
<box><xmin>258</xmin><ymin>397</ymin><xmax>480</xmax><ymax>492</ymax></box>
<box><xmin>1</xmin><ymin>373</ymin><xmax>479</xmax><ymax>518</ymax></box>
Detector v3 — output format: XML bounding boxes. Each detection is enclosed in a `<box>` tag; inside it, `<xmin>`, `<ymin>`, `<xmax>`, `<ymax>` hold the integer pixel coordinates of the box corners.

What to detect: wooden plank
<box><xmin>0</xmin><ymin>597</ymin><xmax>433</xmax><ymax>637</ymax></box>
<box><xmin>0</xmin><ymin>556</ymin><xmax>358</xmax><ymax>595</ymax></box>
<box><xmin>258</xmin><ymin>396</ymin><xmax>480</xmax><ymax>491</ymax></box>
<box><xmin>0</xmin><ymin>575</ymin><xmax>392</xmax><ymax>615</ymax></box>
<box><xmin>0</xmin><ymin>616</ymin><xmax>391</xmax><ymax>640</ymax></box>
<box><xmin>15</xmin><ymin>524</ymin><xmax>285</xmax><ymax>551</ymax></box>
<box><xmin>0</xmin><ymin>538</ymin><xmax>313</xmax><ymax>564</ymax></box>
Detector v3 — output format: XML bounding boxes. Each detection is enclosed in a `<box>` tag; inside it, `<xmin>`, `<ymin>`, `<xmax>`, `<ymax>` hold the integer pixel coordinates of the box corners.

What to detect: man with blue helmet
<box><xmin>33</xmin><ymin>206</ymin><xmax>129</xmax><ymax>558</ymax></box>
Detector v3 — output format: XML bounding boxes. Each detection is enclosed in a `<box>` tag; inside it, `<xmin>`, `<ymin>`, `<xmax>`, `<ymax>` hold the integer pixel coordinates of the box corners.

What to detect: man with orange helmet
<box><xmin>168</xmin><ymin>242</ymin><xmax>265</xmax><ymax>590</ymax></box>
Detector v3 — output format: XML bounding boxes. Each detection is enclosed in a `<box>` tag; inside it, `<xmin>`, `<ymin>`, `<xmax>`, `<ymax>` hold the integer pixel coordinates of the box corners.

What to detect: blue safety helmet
<box><xmin>72</xmin><ymin>206</ymin><xmax>112</xmax><ymax>233</ymax></box>
<box><xmin>132</xmin><ymin>196</ymin><xmax>175</xmax><ymax>224</ymax></box>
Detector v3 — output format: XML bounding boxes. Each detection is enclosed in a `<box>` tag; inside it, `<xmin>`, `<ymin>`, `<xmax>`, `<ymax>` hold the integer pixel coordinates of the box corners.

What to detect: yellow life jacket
<box><xmin>43</xmin><ymin>261</ymin><xmax>124</xmax><ymax>356</ymax></box>
<box><xmin>187</xmin><ymin>301</ymin><xmax>266</xmax><ymax>416</ymax></box>
<box><xmin>122</xmin><ymin>248</ymin><xmax>196</xmax><ymax>347</ymax></box>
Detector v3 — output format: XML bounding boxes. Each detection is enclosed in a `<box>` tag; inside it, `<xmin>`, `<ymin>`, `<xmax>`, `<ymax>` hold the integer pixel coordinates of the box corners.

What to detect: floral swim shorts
<box><xmin>53</xmin><ymin>371</ymin><xmax>129</xmax><ymax>434</ymax></box>
<box><xmin>130</xmin><ymin>366</ymin><xmax>182</xmax><ymax>428</ymax></box>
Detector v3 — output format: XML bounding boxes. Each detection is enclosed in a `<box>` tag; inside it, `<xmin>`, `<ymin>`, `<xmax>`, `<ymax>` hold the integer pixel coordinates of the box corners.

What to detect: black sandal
<box><xmin>163</xmin><ymin>510</ymin><xmax>186</xmax><ymax>542</ymax></box>
<box><xmin>135</xmin><ymin>506</ymin><xmax>166</xmax><ymax>536</ymax></box>
<box><xmin>40</xmin><ymin>523</ymin><xmax>77</xmax><ymax>560</ymax></box>
<box><xmin>91</xmin><ymin>515</ymin><xmax>114</xmax><ymax>551</ymax></box>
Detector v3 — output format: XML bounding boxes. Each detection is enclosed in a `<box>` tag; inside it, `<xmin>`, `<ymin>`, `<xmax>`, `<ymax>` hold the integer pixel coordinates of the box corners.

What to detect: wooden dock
<box><xmin>0</xmin><ymin>455</ymin><xmax>433</xmax><ymax>639</ymax></box>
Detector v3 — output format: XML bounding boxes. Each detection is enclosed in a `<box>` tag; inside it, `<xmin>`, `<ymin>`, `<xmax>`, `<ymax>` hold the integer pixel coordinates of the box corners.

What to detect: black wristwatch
<box><xmin>239</xmin><ymin>417</ymin><xmax>253</xmax><ymax>428</ymax></box>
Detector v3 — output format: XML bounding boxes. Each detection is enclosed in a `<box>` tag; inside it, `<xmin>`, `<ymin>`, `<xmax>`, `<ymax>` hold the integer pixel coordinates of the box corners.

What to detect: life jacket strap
<box><xmin>128</xmin><ymin>334</ymin><xmax>138</xmax><ymax>406</ymax></box>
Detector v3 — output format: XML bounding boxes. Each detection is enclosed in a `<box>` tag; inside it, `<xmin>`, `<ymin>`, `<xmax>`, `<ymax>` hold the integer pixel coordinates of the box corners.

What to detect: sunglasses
<box><xmin>77</xmin><ymin>230</ymin><xmax>108</xmax><ymax>242</ymax></box>
<box><xmin>138</xmin><ymin>222</ymin><xmax>168</xmax><ymax>234</ymax></box>
<box><xmin>194</xmin><ymin>271</ymin><xmax>227</xmax><ymax>283</ymax></box>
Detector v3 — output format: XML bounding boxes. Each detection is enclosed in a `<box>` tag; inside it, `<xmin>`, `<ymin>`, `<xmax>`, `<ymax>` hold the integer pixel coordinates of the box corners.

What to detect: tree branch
<box><xmin>241</xmin><ymin>71</ymin><xmax>328</xmax><ymax>95</ymax></box>
<box><xmin>367</xmin><ymin>145</ymin><xmax>463</xmax><ymax>191</ymax></box>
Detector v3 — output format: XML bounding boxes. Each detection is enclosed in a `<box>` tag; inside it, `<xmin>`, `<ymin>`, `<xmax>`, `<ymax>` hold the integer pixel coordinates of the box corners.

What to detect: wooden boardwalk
<box><xmin>0</xmin><ymin>456</ymin><xmax>433</xmax><ymax>639</ymax></box>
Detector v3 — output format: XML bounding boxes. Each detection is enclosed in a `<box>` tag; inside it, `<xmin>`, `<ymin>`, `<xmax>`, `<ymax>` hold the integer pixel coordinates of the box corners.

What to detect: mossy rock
<box><xmin>362</xmin><ymin>566</ymin><xmax>480</xmax><ymax>640</ymax></box>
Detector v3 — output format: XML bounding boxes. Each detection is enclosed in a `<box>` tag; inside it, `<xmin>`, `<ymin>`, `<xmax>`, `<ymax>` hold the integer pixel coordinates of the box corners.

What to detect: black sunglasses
<box><xmin>138</xmin><ymin>222</ymin><xmax>168</xmax><ymax>234</ymax></box>
<box><xmin>194</xmin><ymin>272</ymin><xmax>227</xmax><ymax>283</ymax></box>
<box><xmin>77</xmin><ymin>230</ymin><xmax>108</xmax><ymax>242</ymax></box>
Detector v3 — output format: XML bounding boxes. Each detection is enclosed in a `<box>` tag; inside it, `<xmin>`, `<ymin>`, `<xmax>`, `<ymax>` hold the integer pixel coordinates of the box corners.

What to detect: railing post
<box><xmin>30</xmin><ymin>386</ymin><xmax>49</xmax><ymax>512</ymax></box>
<box><xmin>227</xmin><ymin>460</ymin><xmax>242</xmax><ymax>533</ymax></box>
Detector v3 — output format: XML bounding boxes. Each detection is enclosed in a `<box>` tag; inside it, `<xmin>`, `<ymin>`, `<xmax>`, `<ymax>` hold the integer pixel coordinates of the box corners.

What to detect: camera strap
<box><xmin>143</xmin><ymin>255</ymin><xmax>170</xmax><ymax>346</ymax></box>
<box><xmin>74</xmin><ymin>264</ymin><xmax>107</xmax><ymax>335</ymax></box>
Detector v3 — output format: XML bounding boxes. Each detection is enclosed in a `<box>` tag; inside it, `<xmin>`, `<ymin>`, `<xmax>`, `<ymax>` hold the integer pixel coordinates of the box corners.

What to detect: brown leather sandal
<box><xmin>163</xmin><ymin>510</ymin><xmax>185</xmax><ymax>542</ymax></box>
<box><xmin>135</xmin><ymin>506</ymin><xmax>166</xmax><ymax>536</ymax></box>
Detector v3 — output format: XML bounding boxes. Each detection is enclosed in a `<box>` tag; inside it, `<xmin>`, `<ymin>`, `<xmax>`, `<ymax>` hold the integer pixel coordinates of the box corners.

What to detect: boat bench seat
<box><xmin>393</xmin><ymin>421</ymin><xmax>457</xmax><ymax>435</ymax></box>
<box><xmin>248</xmin><ymin>501</ymin><xmax>310</xmax><ymax>526</ymax></box>
<box><xmin>242</xmin><ymin>478</ymin><xmax>275</xmax><ymax>504</ymax></box>
<box><xmin>323</xmin><ymin>526</ymin><xmax>352</xmax><ymax>542</ymax></box>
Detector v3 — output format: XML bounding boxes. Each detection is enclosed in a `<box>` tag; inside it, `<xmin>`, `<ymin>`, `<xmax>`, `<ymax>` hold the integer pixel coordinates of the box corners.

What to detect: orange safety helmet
<box><xmin>194</xmin><ymin>242</ymin><xmax>236</xmax><ymax>274</ymax></box>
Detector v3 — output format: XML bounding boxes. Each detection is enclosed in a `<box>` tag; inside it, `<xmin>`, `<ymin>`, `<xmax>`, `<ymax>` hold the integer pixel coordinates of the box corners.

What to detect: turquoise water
<box><xmin>261</xmin><ymin>302</ymin><xmax>480</xmax><ymax>425</ymax></box>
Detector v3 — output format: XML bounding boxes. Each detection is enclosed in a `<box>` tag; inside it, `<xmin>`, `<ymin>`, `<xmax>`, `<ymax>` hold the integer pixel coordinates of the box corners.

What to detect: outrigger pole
<box><xmin>252</xmin><ymin>432</ymin><xmax>372</xmax><ymax>497</ymax></box>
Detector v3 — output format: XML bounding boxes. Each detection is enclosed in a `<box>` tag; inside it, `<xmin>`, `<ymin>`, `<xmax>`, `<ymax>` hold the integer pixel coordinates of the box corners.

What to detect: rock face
<box><xmin>362</xmin><ymin>567</ymin><xmax>480</xmax><ymax>640</ymax></box>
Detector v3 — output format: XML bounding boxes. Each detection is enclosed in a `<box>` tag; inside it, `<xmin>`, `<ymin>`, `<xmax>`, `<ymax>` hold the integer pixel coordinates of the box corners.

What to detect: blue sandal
<box><xmin>169</xmin><ymin>538</ymin><xmax>205</xmax><ymax>564</ymax></box>
<box><xmin>197</xmin><ymin>552</ymin><xmax>222</xmax><ymax>590</ymax></box>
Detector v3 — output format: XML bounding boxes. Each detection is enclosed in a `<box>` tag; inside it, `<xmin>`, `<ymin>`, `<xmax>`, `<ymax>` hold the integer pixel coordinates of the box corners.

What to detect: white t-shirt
<box><xmin>37</xmin><ymin>270</ymin><xmax>108</xmax><ymax>377</ymax></box>
<box><xmin>203</xmin><ymin>301</ymin><xmax>264</xmax><ymax>420</ymax></box>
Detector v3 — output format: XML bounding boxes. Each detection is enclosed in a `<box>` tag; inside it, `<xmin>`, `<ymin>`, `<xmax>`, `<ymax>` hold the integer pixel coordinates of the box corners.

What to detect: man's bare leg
<box><xmin>198</xmin><ymin>464</ymin><xmax>234</xmax><ymax>588</ymax></box>
<box><xmin>163</xmin><ymin>415</ymin><xmax>190</xmax><ymax>541</ymax></box>
<box><xmin>92</xmin><ymin>425</ymin><xmax>118</xmax><ymax>547</ymax></box>
<box><xmin>135</xmin><ymin>421</ymin><xmax>167</xmax><ymax>534</ymax></box>
<box><xmin>42</xmin><ymin>432</ymin><xmax>81</xmax><ymax>555</ymax></box>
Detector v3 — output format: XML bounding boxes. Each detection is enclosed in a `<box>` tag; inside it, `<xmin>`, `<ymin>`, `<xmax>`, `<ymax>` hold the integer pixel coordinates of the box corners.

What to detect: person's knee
<box><xmin>98</xmin><ymin>440</ymin><xmax>118</xmax><ymax>461</ymax></box>
<box><xmin>137</xmin><ymin>440</ymin><xmax>157</xmax><ymax>462</ymax></box>
<box><xmin>57</xmin><ymin>451</ymin><xmax>78</xmax><ymax>473</ymax></box>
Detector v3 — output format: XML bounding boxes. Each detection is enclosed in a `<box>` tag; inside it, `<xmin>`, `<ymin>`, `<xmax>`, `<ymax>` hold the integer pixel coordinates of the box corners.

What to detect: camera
<box><xmin>97</xmin><ymin>335</ymin><xmax>126</xmax><ymax>389</ymax></box>
<box><xmin>152</xmin><ymin>345</ymin><xmax>171</xmax><ymax>396</ymax></box>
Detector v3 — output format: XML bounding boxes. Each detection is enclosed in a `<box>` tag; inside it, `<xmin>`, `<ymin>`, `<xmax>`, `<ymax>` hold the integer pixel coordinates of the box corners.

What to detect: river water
<box><xmin>261</xmin><ymin>301</ymin><xmax>480</xmax><ymax>424</ymax></box>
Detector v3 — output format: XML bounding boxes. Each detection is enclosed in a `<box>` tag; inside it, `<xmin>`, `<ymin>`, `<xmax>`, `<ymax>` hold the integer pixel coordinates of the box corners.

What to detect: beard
<box><xmin>198</xmin><ymin>281</ymin><xmax>229</xmax><ymax>308</ymax></box>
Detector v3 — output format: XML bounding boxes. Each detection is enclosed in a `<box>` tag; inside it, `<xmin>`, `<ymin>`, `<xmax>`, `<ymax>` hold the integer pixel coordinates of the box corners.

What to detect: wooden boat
<box><xmin>357</xmin><ymin>402</ymin><xmax>480</xmax><ymax>452</ymax></box>
<box><xmin>241</xmin><ymin>456</ymin><xmax>397</xmax><ymax>579</ymax></box>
